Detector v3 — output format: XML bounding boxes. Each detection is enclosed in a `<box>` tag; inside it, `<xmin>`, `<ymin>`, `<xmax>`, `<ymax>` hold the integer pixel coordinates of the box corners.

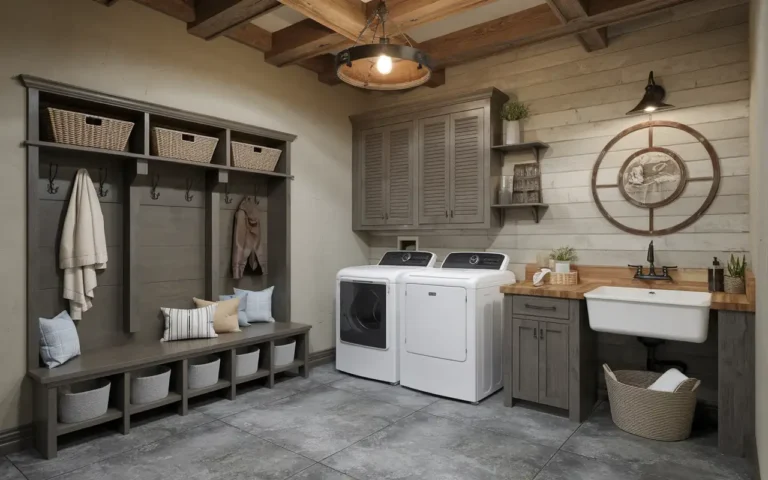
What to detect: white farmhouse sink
<box><xmin>584</xmin><ymin>286</ymin><xmax>711</xmax><ymax>343</ymax></box>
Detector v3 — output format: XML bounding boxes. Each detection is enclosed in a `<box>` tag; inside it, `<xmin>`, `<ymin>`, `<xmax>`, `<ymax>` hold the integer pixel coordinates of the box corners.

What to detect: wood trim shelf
<box><xmin>491</xmin><ymin>203</ymin><xmax>549</xmax><ymax>223</ymax></box>
<box><xmin>234</xmin><ymin>368</ymin><xmax>270</xmax><ymax>385</ymax></box>
<box><xmin>56</xmin><ymin>408</ymin><xmax>122</xmax><ymax>436</ymax></box>
<box><xmin>492</xmin><ymin>142</ymin><xmax>549</xmax><ymax>161</ymax></box>
<box><xmin>273</xmin><ymin>359</ymin><xmax>304</xmax><ymax>374</ymax></box>
<box><xmin>25</xmin><ymin>140</ymin><xmax>294</xmax><ymax>180</ymax></box>
<box><xmin>129</xmin><ymin>392</ymin><xmax>182</xmax><ymax>415</ymax></box>
<box><xmin>187</xmin><ymin>379</ymin><xmax>231</xmax><ymax>399</ymax></box>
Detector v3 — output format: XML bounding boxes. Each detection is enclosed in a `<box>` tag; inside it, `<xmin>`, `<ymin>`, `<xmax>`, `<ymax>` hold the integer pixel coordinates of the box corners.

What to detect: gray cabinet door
<box><xmin>418</xmin><ymin>115</ymin><xmax>450</xmax><ymax>224</ymax></box>
<box><xmin>449</xmin><ymin>109</ymin><xmax>485</xmax><ymax>224</ymax></box>
<box><xmin>512</xmin><ymin>317</ymin><xmax>540</xmax><ymax>403</ymax></box>
<box><xmin>360</xmin><ymin>127</ymin><xmax>387</xmax><ymax>226</ymax></box>
<box><xmin>539</xmin><ymin>322</ymin><xmax>569</xmax><ymax>409</ymax></box>
<box><xmin>386</xmin><ymin>122</ymin><xmax>415</xmax><ymax>226</ymax></box>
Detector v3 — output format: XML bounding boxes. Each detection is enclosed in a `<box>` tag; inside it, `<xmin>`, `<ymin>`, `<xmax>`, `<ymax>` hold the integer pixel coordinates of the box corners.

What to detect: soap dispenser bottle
<box><xmin>708</xmin><ymin>257</ymin><xmax>724</xmax><ymax>292</ymax></box>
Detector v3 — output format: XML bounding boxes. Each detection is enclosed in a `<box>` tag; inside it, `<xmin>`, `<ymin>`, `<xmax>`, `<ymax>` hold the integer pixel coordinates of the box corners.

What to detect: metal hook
<box><xmin>224</xmin><ymin>184</ymin><xmax>233</xmax><ymax>205</ymax></box>
<box><xmin>253</xmin><ymin>185</ymin><xmax>260</xmax><ymax>205</ymax></box>
<box><xmin>185</xmin><ymin>178</ymin><xmax>195</xmax><ymax>203</ymax></box>
<box><xmin>150</xmin><ymin>174</ymin><xmax>160</xmax><ymax>200</ymax></box>
<box><xmin>47</xmin><ymin>163</ymin><xmax>59</xmax><ymax>195</ymax></box>
<box><xmin>97</xmin><ymin>168</ymin><xmax>109</xmax><ymax>198</ymax></box>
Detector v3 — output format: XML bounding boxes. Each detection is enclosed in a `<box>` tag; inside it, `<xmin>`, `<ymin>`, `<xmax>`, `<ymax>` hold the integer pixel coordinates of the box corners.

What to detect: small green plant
<box><xmin>726</xmin><ymin>254</ymin><xmax>746</xmax><ymax>278</ymax></box>
<box><xmin>550</xmin><ymin>246</ymin><xmax>578</xmax><ymax>262</ymax></box>
<box><xmin>501</xmin><ymin>101</ymin><xmax>530</xmax><ymax>122</ymax></box>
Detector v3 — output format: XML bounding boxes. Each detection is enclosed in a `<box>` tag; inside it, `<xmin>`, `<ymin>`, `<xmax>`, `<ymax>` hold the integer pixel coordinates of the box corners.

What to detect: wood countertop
<box><xmin>501</xmin><ymin>264</ymin><xmax>755</xmax><ymax>312</ymax></box>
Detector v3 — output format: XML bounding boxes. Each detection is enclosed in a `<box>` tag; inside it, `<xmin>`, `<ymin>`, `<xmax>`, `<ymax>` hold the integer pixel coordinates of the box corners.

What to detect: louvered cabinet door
<box><xmin>449</xmin><ymin>109</ymin><xmax>485</xmax><ymax>224</ymax></box>
<box><xmin>360</xmin><ymin>127</ymin><xmax>387</xmax><ymax>226</ymax></box>
<box><xmin>418</xmin><ymin>115</ymin><xmax>450</xmax><ymax>225</ymax></box>
<box><xmin>386</xmin><ymin>122</ymin><xmax>415</xmax><ymax>226</ymax></box>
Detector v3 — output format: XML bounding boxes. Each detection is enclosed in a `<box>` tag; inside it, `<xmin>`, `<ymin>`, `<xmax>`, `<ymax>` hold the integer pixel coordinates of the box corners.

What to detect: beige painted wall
<box><xmin>750</xmin><ymin>0</ymin><xmax>767</xmax><ymax>475</ymax></box>
<box><xmin>0</xmin><ymin>0</ymin><xmax>368</xmax><ymax>430</ymax></box>
<box><xmin>366</xmin><ymin>0</ymin><xmax>750</xmax><ymax>283</ymax></box>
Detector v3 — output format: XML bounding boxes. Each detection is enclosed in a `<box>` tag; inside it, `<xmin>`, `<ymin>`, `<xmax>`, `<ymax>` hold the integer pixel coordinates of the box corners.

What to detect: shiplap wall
<box><xmin>366</xmin><ymin>0</ymin><xmax>750</xmax><ymax>286</ymax></box>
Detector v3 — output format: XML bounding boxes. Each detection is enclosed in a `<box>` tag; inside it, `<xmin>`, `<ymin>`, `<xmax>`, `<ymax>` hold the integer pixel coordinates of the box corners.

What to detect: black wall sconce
<box><xmin>626</xmin><ymin>71</ymin><xmax>674</xmax><ymax>115</ymax></box>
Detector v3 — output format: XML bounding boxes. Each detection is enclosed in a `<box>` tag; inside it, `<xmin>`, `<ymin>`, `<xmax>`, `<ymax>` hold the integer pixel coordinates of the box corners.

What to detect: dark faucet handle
<box><xmin>628</xmin><ymin>265</ymin><xmax>643</xmax><ymax>274</ymax></box>
<box><xmin>662</xmin><ymin>266</ymin><xmax>677</xmax><ymax>276</ymax></box>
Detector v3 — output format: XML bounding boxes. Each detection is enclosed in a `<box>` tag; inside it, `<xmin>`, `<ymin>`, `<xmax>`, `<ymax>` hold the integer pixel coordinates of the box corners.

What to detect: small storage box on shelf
<box><xmin>231</xmin><ymin>141</ymin><xmax>281</xmax><ymax>172</ymax></box>
<box><xmin>188</xmin><ymin>355</ymin><xmax>221</xmax><ymax>390</ymax></box>
<box><xmin>151</xmin><ymin>127</ymin><xmax>218</xmax><ymax>163</ymax></box>
<box><xmin>236</xmin><ymin>346</ymin><xmax>261</xmax><ymax>378</ymax></box>
<box><xmin>130</xmin><ymin>366</ymin><xmax>171</xmax><ymax>405</ymax></box>
<box><xmin>274</xmin><ymin>341</ymin><xmax>296</xmax><ymax>368</ymax></box>
<box><xmin>58</xmin><ymin>379</ymin><xmax>111</xmax><ymax>424</ymax></box>
<box><xmin>46</xmin><ymin>108</ymin><xmax>134</xmax><ymax>152</ymax></box>
<box><xmin>603</xmin><ymin>365</ymin><xmax>700</xmax><ymax>442</ymax></box>
<box><xmin>548</xmin><ymin>271</ymin><xmax>578</xmax><ymax>286</ymax></box>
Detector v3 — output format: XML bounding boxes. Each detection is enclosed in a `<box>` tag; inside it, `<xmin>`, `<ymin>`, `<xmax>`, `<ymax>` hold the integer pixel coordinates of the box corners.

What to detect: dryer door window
<box><xmin>339</xmin><ymin>281</ymin><xmax>387</xmax><ymax>349</ymax></box>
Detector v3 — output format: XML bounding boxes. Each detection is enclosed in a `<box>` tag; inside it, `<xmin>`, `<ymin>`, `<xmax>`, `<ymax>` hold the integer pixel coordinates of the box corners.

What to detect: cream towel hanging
<box><xmin>59</xmin><ymin>168</ymin><xmax>108</xmax><ymax>319</ymax></box>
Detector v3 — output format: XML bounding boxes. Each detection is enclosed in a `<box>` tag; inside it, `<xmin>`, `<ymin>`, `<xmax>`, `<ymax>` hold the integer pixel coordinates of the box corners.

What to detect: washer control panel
<box><xmin>378</xmin><ymin>251</ymin><xmax>436</xmax><ymax>267</ymax></box>
<box><xmin>441</xmin><ymin>252</ymin><xmax>508</xmax><ymax>270</ymax></box>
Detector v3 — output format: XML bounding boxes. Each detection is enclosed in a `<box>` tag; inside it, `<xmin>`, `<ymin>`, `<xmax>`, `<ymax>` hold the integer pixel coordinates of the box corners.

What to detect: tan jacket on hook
<box><xmin>232</xmin><ymin>195</ymin><xmax>265</xmax><ymax>279</ymax></box>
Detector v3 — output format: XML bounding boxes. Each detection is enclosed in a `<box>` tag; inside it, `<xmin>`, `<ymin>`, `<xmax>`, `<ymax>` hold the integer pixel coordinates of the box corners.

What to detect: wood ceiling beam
<box><xmin>92</xmin><ymin>0</ymin><xmax>121</xmax><ymax>6</ymax></box>
<box><xmin>380</xmin><ymin>0</ymin><xmax>504</xmax><ymax>30</ymax></box>
<box><xmin>422</xmin><ymin>0</ymin><xmax>695</xmax><ymax>68</ymax></box>
<box><xmin>188</xmin><ymin>0</ymin><xmax>280</xmax><ymax>40</ymax></box>
<box><xmin>265</xmin><ymin>20</ymin><xmax>352</xmax><ymax>66</ymax></box>
<box><xmin>131</xmin><ymin>0</ymin><xmax>196</xmax><ymax>22</ymax></box>
<box><xmin>225</xmin><ymin>22</ymin><xmax>273</xmax><ymax>51</ymax></box>
<box><xmin>547</xmin><ymin>0</ymin><xmax>609</xmax><ymax>51</ymax></box>
<box><xmin>277</xmin><ymin>0</ymin><xmax>368</xmax><ymax>41</ymax></box>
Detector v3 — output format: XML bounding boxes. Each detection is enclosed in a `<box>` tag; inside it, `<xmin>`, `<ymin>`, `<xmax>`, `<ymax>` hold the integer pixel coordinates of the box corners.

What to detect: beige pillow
<box><xmin>193</xmin><ymin>297</ymin><xmax>241</xmax><ymax>333</ymax></box>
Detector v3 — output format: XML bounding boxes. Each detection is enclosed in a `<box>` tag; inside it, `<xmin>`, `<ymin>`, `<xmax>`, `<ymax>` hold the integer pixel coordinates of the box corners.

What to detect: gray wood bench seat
<box><xmin>28</xmin><ymin>322</ymin><xmax>310</xmax><ymax>460</ymax></box>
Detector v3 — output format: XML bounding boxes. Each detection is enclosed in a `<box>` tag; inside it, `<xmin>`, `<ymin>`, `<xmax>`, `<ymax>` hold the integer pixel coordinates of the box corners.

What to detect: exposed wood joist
<box><xmin>225</xmin><ymin>22</ymin><xmax>273</xmax><ymax>51</ymax></box>
<box><xmin>422</xmin><ymin>0</ymin><xmax>695</xmax><ymax>68</ymax></box>
<box><xmin>132</xmin><ymin>0</ymin><xmax>195</xmax><ymax>22</ymax></box>
<box><xmin>266</xmin><ymin>20</ymin><xmax>351</xmax><ymax>66</ymax></box>
<box><xmin>377</xmin><ymin>0</ymin><xmax>503</xmax><ymax>29</ymax></box>
<box><xmin>547</xmin><ymin>0</ymin><xmax>609</xmax><ymax>51</ymax></box>
<box><xmin>277</xmin><ymin>0</ymin><xmax>368</xmax><ymax>41</ymax></box>
<box><xmin>188</xmin><ymin>0</ymin><xmax>280</xmax><ymax>40</ymax></box>
<box><xmin>92</xmin><ymin>0</ymin><xmax>121</xmax><ymax>5</ymax></box>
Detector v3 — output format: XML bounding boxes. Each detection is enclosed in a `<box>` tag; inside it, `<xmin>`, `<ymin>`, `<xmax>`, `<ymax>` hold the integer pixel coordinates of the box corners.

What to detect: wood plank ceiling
<box><xmin>96</xmin><ymin>0</ymin><xmax>698</xmax><ymax>89</ymax></box>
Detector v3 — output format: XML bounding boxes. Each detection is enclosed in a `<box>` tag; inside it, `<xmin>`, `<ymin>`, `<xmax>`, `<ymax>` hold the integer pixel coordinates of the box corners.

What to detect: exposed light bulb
<box><xmin>644</xmin><ymin>106</ymin><xmax>657</xmax><ymax>113</ymax></box>
<box><xmin>376</xmin><ymin>54</ymin><xmax>393</xmax><ymax>75</ymax></box>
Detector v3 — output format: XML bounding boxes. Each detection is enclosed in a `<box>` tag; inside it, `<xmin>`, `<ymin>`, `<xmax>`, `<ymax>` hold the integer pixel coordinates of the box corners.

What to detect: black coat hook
<box><xmin>185</xmin><ymin>178</ymin><xmax>195</xmax><ymax>202</ymax></box>
<box><xmin>224</xmin><ymin>184</ymin><xmax>233</xmax><ymax>204</ymax></box>
<box><xmin>97</xmin><ymin>168</ymin><xmax>109</xmax><ymax>198</ymax></box>
<box><xmin>253</xmin><ymin>185</ymin><xmax>260</xmax><ymax>205</ymax></box>
<box><xmin>47</xmin><ymin>163</ymin><xmax>59</xmax><ymax>195</ymax></box>
<box><xmin>150</xmin><ymin>174</ymin><xmax>160</xmax><ymax>200</ymax></box>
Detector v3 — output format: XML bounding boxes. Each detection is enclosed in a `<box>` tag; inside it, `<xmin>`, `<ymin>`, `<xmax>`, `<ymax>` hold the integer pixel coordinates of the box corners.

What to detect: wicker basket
<box><xmin>603</xmin><ymin>364</ymin><xmax>700</xmax><ymax>442</ymax></box>
<box><xmin>274</xmin><ymin>341</ymin><xmax>296</xmax><ymax>367</ymax></box>
<box><xmin>231</xmin><ymin>141</ymin><xmax>281</xmax><ymax>172</ymax></box>
<box><xmin>58</xmin><ymin>379</ymin><xmax>111</xmax><ymax>424</ymax></box>
<box><xmin>236</xmin><ymin>347</ymin><xmax>261</xmax><ymax>378</ymax></box>
<box><xmin>151</xmin><ymin>127</ymin><xmax>218</xmax><ymax>163</ymax></box>
<box><xmin>130</xmin><ymin>366</ymin><xmax>171</xmax><ymax>405</ymax></box>
<box><xmin>47</xmin><ymin>108</ymin><xmax>134</xmax><ymax>151</ymax></box>
<box><xmin>188</xmin><ymin>355</ymin><xmax>221</xmax><ymax>389</ymax></box>
<box><xmin>548</xmin><ymin>271</ymin><xmax>578</xmax><ymax>285</ymax></box>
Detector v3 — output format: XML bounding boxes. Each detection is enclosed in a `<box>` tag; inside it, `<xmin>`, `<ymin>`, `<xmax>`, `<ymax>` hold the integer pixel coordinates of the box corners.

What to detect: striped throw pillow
<box><xmin>160</xmin><ymin>305</ymin><xmax>218</xmax><ymax>342</ymax></box>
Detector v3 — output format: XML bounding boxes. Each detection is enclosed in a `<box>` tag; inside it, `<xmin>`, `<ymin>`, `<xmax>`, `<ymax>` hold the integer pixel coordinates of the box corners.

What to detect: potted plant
<box><xmin>550</xmin><ymin>246</ymin><xmax>578</xmax><ymax>274</ymax></box>
<box><xmin>724</xmin><ymin>254</ymin><xmax>747</xmax><ymax>294</ymax></box>
<box><xmin>500</xmin><ymin>101</ymin><xmax>530</xmax><ymax>145</ymax></box>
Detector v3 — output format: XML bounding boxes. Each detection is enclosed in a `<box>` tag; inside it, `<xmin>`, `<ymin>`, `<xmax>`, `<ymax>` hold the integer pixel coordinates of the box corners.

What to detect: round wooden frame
<box><xmin>617</xmin><ymin>146</ymin><xmax>688</xmax><ymax>209</ymax></box>
<box><xmin>591</xmin><ymin>121</ymin><xmax>720</xmax><ymax>236</ymax></box>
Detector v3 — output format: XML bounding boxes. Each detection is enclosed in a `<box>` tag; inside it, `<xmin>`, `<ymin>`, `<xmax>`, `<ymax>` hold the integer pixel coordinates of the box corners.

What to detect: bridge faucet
<box><xmin>629</xmin><ymin>241</ymin><xmax>677</xmax><ymax>281</ymax></box>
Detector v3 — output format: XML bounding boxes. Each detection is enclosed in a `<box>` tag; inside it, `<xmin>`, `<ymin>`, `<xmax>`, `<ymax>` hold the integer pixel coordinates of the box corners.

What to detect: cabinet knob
<box><xmin>445</xmin><ymin>210</ymin><xmax>448</xmax><ymax>218</ymax></box>
<box><xmin>540</xmin><ymin>328</ymin><xmax>545</xmax><ymax>340</ymax></box>
<box><xmin>533</xmin><ymin>328</ymin><xmax>537</xmax><ymax>339</ymax></box>
<box><xmin>450</xmin><ymin>209</ymin><xmax>454</xmax><ymax>217</ymax></box>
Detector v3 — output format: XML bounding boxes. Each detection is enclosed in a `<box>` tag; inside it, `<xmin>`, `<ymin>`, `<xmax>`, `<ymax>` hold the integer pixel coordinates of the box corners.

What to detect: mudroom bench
<box><xmin>28</xmin><ymin>322</ymin><xmax>310</xmax><ymax>459</ymax></box>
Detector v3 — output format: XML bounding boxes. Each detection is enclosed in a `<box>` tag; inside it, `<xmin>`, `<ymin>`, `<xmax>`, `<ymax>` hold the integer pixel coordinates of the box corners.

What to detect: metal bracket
<box><xmin>97</xmin><ymin>168</ymin><xmax>109</xmax><ymax>198</ymax></box>
<box><xmin>46</xmin><ymin>163</ymin><xmax>59</xmax><ymax>194</ymax></box>
<box><xmin>150</xmin><ymin>174</ymin><xmax>160</xmax><ymax>200</ymax></box>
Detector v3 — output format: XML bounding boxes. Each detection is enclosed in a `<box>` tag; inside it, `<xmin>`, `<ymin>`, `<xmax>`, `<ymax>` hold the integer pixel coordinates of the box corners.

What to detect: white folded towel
<box><xmin>533</xmin><ymin>269</ymin><xmax>551</xmax><ymax>286</ymax></box>
<box><xmin>647</xmin><ymin>368</ymin><xmax>689</xmax><ymax>392</ymax></box>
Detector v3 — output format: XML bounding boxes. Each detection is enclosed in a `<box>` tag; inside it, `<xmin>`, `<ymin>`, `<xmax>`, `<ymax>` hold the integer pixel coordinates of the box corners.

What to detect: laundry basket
<box><xmin>151</xmin><ymin>127</ymin><xmax>218</xmax><ymax>163</ymax></box>
<box><xmin>603</xmin><ymin>364</ymin><xmax>700</xmax><ymax>441</ymax></box>
<box><xmin>58</xmin><ymin>379</ymin><xmax>111</xmax><ymax>424</ymax></box>
<box><xmin>46</xmin><ymin>108</ymin><xmax>134</xmax><ymax>151</ymax></box>
<box><xmin>231</xmin><ymin>141</ymin><xmax>281</xmax><ymax>172</ymax></box>
<box><xmin>131</xmin><ymin>366</ymin><xmax>171</xmax><ymax>405</ymax></box>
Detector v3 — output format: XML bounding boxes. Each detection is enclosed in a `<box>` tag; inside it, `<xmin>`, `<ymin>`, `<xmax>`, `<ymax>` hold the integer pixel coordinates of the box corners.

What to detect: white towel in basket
<box><xmin>647</xmin><ymin>368</ymin><xmax>689</xmax><ymax>392</ymax></box>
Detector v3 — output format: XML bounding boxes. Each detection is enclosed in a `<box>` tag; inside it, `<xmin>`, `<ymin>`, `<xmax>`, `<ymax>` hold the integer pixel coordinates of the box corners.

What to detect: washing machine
<box><xmin>398</xmin><ymin>252</ymin><xmax>516</xmax><ymax>402</ymax></box>
<box><xmin>336</xmin><ymin>251</ymin><xmax>437</xmax><ymax>384</ymax></box>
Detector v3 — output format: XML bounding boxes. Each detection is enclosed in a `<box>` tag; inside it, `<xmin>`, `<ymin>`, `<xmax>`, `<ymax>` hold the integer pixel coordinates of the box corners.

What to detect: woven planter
<box><xmin>231</xmin><ymin>141</ymin><xmax>281</xmax><ymax>172</ymax></box>
<box><xmin>151</xmin><ymin>127</ymin><xmax>218</xmax><ymax>163</ymax></box>
<box><xmin>47</xmin><ymin>108</ymin><xmax>134</xmax><ymax>151</ymax></box>
<box><xmin>236</xmin><ymin>347</ymin><xmax>261</xmax><ymax>378</ymax></box>
<box><xmin>274</xmin><ymin>341</ymin><xmax>296</xmax><ymax>367</ymax></box>
<box><xmin>58</xmin><ymin>379</ymin><xmax>111</xmax><ymax>424</ymax></box>
<box><xmin>130</xmin><ymin>366</ymin><xmax>171</xmax><ymax>405</ymax></box>
<box><xmin>724</xmin><ymin>276</ymin><xmax>745</xmax><ymax>294</ymax></box>
<box><xmin>604</xmin><ymin>365</ymin><xmax>700</xmax><ymax>442</ymax></box>
<box><xmin>188</xmin><ymin>355</ymin><xmax>220</xmax><ymax>389</ymax></box>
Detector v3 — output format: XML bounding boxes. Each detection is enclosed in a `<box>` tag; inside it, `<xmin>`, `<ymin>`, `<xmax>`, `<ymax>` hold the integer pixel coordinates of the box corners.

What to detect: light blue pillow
<box><xmin>234</xmin><ymin>286</ymin><xmax>275</xmax><ymax>323</ymax></box>
<box><xmin>219</xmin><ymin>291</ymin><xmax>249</xmax><ymax>327</ymax></box>
<box><xmin>39</xmin><ymin>311</ymin><xmax>81</xmax><ymax>369</ymax></box>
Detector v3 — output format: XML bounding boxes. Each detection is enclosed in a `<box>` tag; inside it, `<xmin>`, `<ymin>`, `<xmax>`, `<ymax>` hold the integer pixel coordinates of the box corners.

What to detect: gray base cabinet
<box><xmin>504</xmin><ymin>295</ymin><xmax>596</xmax><ymax>422</ymax></box>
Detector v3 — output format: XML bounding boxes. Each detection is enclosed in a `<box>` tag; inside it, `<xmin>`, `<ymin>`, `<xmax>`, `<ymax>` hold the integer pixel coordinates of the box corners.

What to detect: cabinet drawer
<box><xmin>512</xmin><ymin>296</ymin><xmax>569</xmax><ymax>320</ymax></box>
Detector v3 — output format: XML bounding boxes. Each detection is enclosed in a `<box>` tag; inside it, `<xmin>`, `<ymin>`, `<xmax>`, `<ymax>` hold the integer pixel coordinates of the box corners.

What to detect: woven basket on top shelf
<box><xmin>151</xmin><ymin>127</ymin><xmax>218</xmax><ymax>164</ymax></box>
<box><xmin>47</xmin><ymin>108</ymin><xmax>134</xmax><ymax>151</ymax></box>
<box><xmin>547</xmin><ymin>271</ymin><xmax>578</xmax><ymax>285</ymax></box>
<box><xmin>231</xmin><ymin>141</ymin><xmax>281</xmax><ymax>172</ymax></box>
<box><xmin>603</xmin><ymin>364</ymin><xmax>700</xmax><ymax>442</ymax></box>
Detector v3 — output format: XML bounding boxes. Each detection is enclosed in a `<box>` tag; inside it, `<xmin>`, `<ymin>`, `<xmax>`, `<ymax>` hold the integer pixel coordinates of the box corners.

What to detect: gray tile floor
<box><xmin>1</xmin><ymin>364</ymin><xmax>753</xmax><ymax>480</ymax></box>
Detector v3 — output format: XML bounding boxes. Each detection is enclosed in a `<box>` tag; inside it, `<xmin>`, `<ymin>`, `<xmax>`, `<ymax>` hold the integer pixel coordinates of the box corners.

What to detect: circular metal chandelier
<box><xmin>335</xmin><ymin>1</ymin><xmax>433</xmax><ymax>90</ymax></box>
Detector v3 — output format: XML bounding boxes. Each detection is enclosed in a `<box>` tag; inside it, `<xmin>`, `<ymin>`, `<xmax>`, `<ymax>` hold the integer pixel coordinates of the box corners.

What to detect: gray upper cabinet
<box><xmin>351</xmin><ymin>88</ymin><xmax>508</xmax><ymax>231</ymax></box>
<box><xmin>418</xmin><ymin>115</ymin><xmax>450</xmax><ymax>224</ymax></box>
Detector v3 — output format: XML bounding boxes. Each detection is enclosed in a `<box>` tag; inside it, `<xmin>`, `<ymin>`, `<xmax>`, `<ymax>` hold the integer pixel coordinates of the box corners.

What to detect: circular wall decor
<box><xmin>591</xmin><ymin>121</ymin><xmax>720</xmax><ymax>236</ymax></box>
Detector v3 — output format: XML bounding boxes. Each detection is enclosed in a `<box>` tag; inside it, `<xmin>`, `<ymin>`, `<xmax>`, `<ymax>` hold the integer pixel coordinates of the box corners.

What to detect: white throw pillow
<box><xmin>234</xmin><ymin>286</ymin><xmax>275</xmax><ymax>323</ymax></box>
<box><xmin>160</xmin><ymin>305</ymin><xmax>218</xmax><ymax>342</ymax></box>
<box><xmin>39</xmin><ymin>310</ymin><xmax>81</xmax><ymax>368</ymax></box>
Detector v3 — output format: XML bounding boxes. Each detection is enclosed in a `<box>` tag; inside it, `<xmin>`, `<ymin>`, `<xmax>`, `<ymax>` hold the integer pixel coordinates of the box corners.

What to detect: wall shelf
<box><xmin>491</xmin><ymin>203</ymin><xmax>549</xmax><ymax>223</ymax></box>
<box><xmin>492</xmin><ymin>142</ymin><xmax>549</xmax><ymax>161</ymax></box>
